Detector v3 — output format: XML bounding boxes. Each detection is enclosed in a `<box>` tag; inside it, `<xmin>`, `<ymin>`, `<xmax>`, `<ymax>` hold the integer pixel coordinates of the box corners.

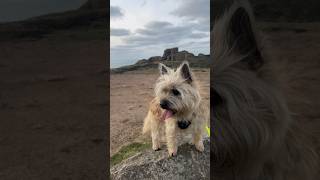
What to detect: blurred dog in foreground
<box><xmin>212</xmin><ymin>1</ymin><xmax>319</xmax><ymax>179</ymax></box>
<box><xmin>143</xmin><ymin>61</ymin><xmax>209</xmax><ymax>157</ymax></box>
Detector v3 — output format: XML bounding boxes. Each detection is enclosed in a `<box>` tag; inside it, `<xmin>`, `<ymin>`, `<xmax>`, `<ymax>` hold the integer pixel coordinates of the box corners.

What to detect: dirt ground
<box><xmin>110</xmin><ymin>69</ymin><xmax>210</xmax><ymax>156</ymax></box>
<box><xmin>0</xmin><ymin>38</ymin><xmax>108</xmax><ymax>179</ymax></box>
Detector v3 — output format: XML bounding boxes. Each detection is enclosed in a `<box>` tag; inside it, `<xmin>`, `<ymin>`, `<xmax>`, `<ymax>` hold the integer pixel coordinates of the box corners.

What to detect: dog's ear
<box><xmin>159</xmin><ymin>63</ymin><xmax>169</xmax><ymax>75</ymax></box>
<box><xmin>179</xmin><ymin>61</ymin><xmax>192</xmax><ymax>83</ymax></box>
<box><xmin>227</xmin><ymin>6</ymin><xmax>263</xmax><ymax>70</ymax></box>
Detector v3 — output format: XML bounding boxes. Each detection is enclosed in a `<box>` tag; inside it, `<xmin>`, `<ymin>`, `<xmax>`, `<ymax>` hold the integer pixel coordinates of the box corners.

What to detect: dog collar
<box><xmin>205</xmin><ymin>126</ymin><xmax>210</xmax><ymax>137</ymax></box>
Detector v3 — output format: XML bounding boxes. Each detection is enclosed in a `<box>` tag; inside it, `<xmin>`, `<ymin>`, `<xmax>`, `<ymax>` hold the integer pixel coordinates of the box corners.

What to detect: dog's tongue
<box><xmin>162</xmin><ymin>110</ymin><xmax>173</xmax><ymax>121</ymax></box>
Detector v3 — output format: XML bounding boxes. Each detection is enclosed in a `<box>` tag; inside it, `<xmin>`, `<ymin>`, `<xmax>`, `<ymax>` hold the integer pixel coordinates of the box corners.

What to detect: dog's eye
<box><xmin>171</xmin><ymin>88</ymin><xmax>180</xmax><ymax>96</ymax></box>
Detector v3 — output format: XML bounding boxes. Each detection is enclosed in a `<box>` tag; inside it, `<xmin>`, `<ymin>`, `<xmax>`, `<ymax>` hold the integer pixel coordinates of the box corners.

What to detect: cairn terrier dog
<box><xmin>143</xmin><ymin>61</ymin><xmax>209</xmax><ymax>157</ymax></box>
<box><xmin>212</xmin><ymin>1</ymin><xmax>319</xmax><ymax>180</ymax></box>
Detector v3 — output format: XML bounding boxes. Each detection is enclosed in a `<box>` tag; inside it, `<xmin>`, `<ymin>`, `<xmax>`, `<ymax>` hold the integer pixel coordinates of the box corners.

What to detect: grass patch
<box><xmin>111</xmin><ymin>142</ymin><xmax>151</xmax><ymax>166</ymax></box>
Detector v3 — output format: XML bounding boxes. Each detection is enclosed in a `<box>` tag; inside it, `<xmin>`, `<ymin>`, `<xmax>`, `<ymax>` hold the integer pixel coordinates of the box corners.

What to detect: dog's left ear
<box><xmin>227</xmin><ymin>5</ymin><xmax>263</xmax><ymax>70</ymax></box>
<box><xmin>159</xmin><ymin>63</ymin><xmax>170</xmax><ymax>75</ymax></box>
<box><xmin>179</xmin><ymin>61</ymin><xmax>192</xmax><ymax>83</ymax></box>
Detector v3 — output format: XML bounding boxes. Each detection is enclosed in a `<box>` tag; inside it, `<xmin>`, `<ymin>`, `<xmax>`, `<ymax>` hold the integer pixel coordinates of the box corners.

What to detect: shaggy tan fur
<box><xmin>212</xmin><ymin>1</ymin><xmax>319</xmax><ymax>179</ymax></box>
<box><xmin>143</xmin><ymin>61</ymin><xmax>209</xmax><ymax>157</ymax></box>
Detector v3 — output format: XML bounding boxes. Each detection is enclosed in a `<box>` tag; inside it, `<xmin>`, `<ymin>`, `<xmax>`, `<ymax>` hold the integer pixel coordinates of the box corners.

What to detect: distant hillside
<box><xmin>0</xmin><ymin>0</ymin><xmax>106</xmax><ymax>41</ymax></box>
<box><xmin>80</xmin><ymin>0</ymin><xmax>106</xmax><ymax>10</ymax></box>
<box><xmin>111</xmin><ymin>48</ymin><xmax>210</xmax><ymax>73</ymax></box>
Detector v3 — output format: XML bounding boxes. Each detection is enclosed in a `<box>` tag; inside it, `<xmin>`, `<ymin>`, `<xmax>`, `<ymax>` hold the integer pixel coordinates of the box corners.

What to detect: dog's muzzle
<box><xmin>160</xmin><ymin>99</ymin><xmax>170</xmax><ymax>110</ymax></box>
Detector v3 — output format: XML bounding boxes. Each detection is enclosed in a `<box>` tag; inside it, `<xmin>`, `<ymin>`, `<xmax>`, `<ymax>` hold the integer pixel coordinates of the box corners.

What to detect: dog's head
<box><xmin>211</xmin><ymin>1</ymin><xmax>290</xmax><ymax>176</ymax></box>
<box><xmin>155</xmin><ymin>61</ymin><xmax>200</xmax><ymax>119</ymax></box>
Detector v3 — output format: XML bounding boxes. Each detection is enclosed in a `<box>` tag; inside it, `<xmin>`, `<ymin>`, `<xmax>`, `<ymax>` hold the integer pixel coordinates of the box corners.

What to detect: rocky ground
<box><xmin>111</xmin><ymin>138</ymin><xmax>210</xmax><ymax>180</ymax></box>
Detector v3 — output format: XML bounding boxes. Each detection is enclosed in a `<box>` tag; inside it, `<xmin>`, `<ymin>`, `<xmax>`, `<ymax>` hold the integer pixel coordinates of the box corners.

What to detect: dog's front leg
<box><xmin>151</xmin><ymin>131</ymin><xmax>161</xmax><ymax>151</ymax></box>
<box><xmin>150</xmin><ymin>120</ymin><xmax>161</xmax><ymax>151</ymax></box>
<box><xmin>165</xmin><ymin>118</ymin><xmax>177</xmax><ymax>157</ymax></box>
<box><xmin>192</xmin><ymin>130</ymin><xmax>204</xmax><ymax>152</ymax></box>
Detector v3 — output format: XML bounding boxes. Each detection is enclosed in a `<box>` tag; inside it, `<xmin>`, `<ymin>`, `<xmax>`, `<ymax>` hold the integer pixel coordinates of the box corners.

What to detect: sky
<box><xmin>0</xmin><ymin>0</ymin><xmax>86</xmax><ymax>22</ymax></box>
<box><xmin>110</xmin><ymin>0</ymin><xmax>210</xmax><ymax>68</ymax></box>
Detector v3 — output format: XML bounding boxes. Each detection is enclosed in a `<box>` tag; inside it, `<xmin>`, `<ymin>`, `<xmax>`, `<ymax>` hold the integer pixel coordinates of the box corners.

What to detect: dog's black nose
<box><xmin>160</xmin><ymin>99</ymin><xmax>169</xmax><ymax>109</ymax></box>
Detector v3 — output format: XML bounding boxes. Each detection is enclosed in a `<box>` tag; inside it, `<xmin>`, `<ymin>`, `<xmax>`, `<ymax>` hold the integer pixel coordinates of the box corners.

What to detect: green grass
<box><xmin>111</xmin><ymin>142</ymin><xmax>151</xmax><ymax>166</ymax></box>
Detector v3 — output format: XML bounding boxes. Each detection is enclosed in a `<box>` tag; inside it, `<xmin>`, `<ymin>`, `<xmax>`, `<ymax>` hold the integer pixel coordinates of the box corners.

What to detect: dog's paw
<box><xmin>168</xmin><ymin>148</ymin><xmax>177</xmax><ymax>157</ymax></box>
<box><xmin>152</xmin><ymin>143</ymin><xmax>161</xmax><ymax>151</ymax></box>
<box><xmin>195</xmin><ymin>142</ymin><xmax>204</xmax><ymax>152</ymax></box>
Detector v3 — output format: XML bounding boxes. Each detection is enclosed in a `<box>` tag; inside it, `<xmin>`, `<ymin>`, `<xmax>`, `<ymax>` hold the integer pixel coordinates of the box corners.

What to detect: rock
<box><xmin>135</xmin><ymin>59</ymin><xmax>148</xmax><ymax>65</ymax></box>
<box><xmin>136</xmin><ymin>56</ymin><xmax>161</xmax><ymax>65</ymax></box>
<box><xmin>148</xmin><ymin>56</ymin><xmax>162</xmax><ymax>63</ymax></box>
<box><xmin>113</xmin><ymin>47</ymin><xmax>210</xmax><ymax>73</ymax></box>
<box><xmin>198</xmin><ymin>53</ymin><xmax>209</xmax><ymax>58</ymax></box>
<box><xmin>162</xmin><ymin>47</ymin><xmax>179</xmax><ymax>60</ymax></box>
<box><xmin>110</xmin><ymin>138</ymin><xmax>210</xmax><ymax>180</ymax></box>
<box><xmin>174</xmin><ymin>51</ymin><xmax>195</xmax><ymax>61</ymax></box>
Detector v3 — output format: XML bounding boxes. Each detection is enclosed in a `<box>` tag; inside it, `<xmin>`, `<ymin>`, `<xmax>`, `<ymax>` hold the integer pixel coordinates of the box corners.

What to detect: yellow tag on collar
<box><xmin>205</xmin><ymin>126</ymin><xmax>210</xmax><ymax>137</ymax></box>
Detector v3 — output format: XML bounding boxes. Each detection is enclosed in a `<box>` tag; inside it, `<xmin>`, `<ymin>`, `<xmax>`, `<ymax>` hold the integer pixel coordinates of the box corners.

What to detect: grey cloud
<box><xmin>179</xmin><ymin>40</ymin><xmax>209</xmax><ymax>48</ymax></box>
<box><xmin>170</xmin><ymin>0</ymin><xmax>210</xmax><ymax>33</ymax></box>
<box><xmin>111</xmin><ymin>44</ymin><xmax>140</xmax><ymax>51</ymax></box>
<box><xmin>188</xmin><ymin>32</ymin><xmax>208</xmax><ymax>39</ymax></box>
<box><xmin>111</xmin><ymin>28</ymin><xmax>130</xmax><ymax>36</ymax></box>
<box><xmin>171</xmin><ymin>0</ymin><xmax>209</xmax><ymax>21</ymax></box>
<box><xmin>193</xmin><ymin>23</ymin><xmax>210</xmax><ymax>32</ymax></box>
<box><xmin>145</xmin><ymin>21</ymin><xmax>172</xmax><ymax>29</ymax></box>
<box><xmin>123</xmin><ymin>20</ymin><xmax>209</xmax><ymax>47</ymax></box>
<box><xmin>136</xmin><ymin>22</ymin><xmax>189</xmax><ymax>36</ymax></box>
<box><xmin>188</xmin><ymin>21</ymin><xmax>210</xmax><ymax>32</ymax></box>
<box><xmin>110</xmin><ymin>6</ymin><xmax>124</xmax><ymax>19</ymax></box>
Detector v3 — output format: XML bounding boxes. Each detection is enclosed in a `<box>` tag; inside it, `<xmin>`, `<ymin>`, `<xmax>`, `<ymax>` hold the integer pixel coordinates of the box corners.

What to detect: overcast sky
<box><xmin>110</xmin><ymin>0</ymin><xmax>210</xmax><ymax>68</ymax></box>
<box><xmin>0</xmin><ymin>0</ymin><xmax>86</xmax><ymax>22</ymax></box>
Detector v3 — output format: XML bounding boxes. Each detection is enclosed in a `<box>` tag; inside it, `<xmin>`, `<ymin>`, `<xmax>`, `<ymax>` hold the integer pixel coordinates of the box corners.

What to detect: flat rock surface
<box><xmin>110</xmin><ymin>138</ymin><xmax>210</xmax><ymax>180</ymax></box>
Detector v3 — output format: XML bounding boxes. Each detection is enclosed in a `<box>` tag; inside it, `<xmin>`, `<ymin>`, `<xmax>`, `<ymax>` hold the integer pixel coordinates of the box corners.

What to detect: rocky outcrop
<box><xmin>161</xmin><ymin>48</ymin><xmax>198</xmax><ymax>61</ymax></box>
<box><xmin>162</xmin><ymin>47</ymin><xmax>179</xmax><ymax>60</ymax></box>
<box><xmin>135</xmin><ymin>59</ymin><xmax>148</xmax><ymax>65</ymax></box>
<box><xmin>135</xmin><ymin>56</ymin><xmax>161</xmax><ymax>65</ymax></box>
<box><xmin>148</xmin><ymin>56</ymin><xmax>162</xmax><ymax>62</ymax></box>
<box><xmin>173</xmin><ymin>50</ymin><xmax>195</xmax><ymax>61</ymax></box>
<box><xmin>112</xmin><ymin>48</ymin><xmax>210</xmax><ymax>73</ymax></box>
<box><xmin>110</xmin><ymin>138</ymin><xmax>210</xmax><ymax>180</ymax></box>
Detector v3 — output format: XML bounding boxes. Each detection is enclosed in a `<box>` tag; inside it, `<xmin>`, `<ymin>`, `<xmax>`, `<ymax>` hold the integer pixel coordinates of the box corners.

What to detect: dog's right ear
<box><xmin>159</xmin><ymin>63</ymin><xmax>169</xmax><ymax>75</ymax></box>
<box><xmin>179</xmin><ymin>61</ymin><xmax>193</xmax><ymax>83</ymax></box>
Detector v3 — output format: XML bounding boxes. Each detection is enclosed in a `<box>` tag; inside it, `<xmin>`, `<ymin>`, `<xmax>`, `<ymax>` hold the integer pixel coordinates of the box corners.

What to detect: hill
<box><xmin>111</xmin><ymin>47</ymin><xmax>210</xmax><ymax>73</ymax></box>
<box><xmin>0</xmin><ymin>0</ymin><xmax>106</xmax><ymax>41</ymax></box>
